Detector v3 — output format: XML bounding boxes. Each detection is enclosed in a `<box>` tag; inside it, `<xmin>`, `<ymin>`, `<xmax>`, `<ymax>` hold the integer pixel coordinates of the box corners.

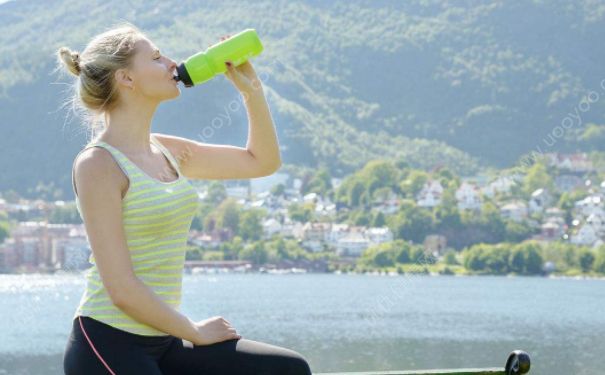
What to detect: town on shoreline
<box><xmin>2</xmin><ymin>151</ymin><xmax>605</xmax><ymax>279</ymax></box>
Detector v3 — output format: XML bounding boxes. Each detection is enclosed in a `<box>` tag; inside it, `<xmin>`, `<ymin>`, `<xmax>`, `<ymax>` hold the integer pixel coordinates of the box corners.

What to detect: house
<box><xmin>574</xmin><ymin>195</ymin><xmax>604</xmax><ymax>217</ymax></box>
<box><xmin>545</xmin><ymin>153</ymin><xmax>593</xmax><ymax>173</ymax></box>
<box><xmin>335</xmin><ymin>233</ymin><xmax>370</xmax><ymax>257</ymax></box>
<box><xmin>539</xmin><ymin>219</ymin><xmax>565</xmax><ymax>241</ymax></box>
<box><xmin>586</xmin><ymin>212</ymin><xmax>605</xmax><ymax>236</ymax></box>
<box><xmin>301</xmin><ymin>222</ymin><xmax>331</xmax><ymax>241</ymax></box>
<box><xmin>303</xmin><ymin>192</ymin><xmax>319</xmax><ymax>204</ymax></box>
<box><xmin>262</xmin><ymin>218</ymin><xmax>282</xmax><ymax>239</ymax></box>
<box><xmin>328</xmin><ymin>223</ymin><xmax>351</xmax><ymax>245</ymax></box>
<box><xmin>500</xmin><ymin>201</ymin><xmax>528</xmax><ymax>222</ymax></box>
<box><xmin>315</xmin><ymin>196</ymin><xmax>337</xmax><ymax>217</ymax></box>
<box><xmin>529</xmin><ymin>188</ymin><xmax>553</xmax><ymax>214</ymax></box>
<box><xmin>189</xmin><ymin>231</ymin><xmax>223</xmax><ymax>249</ymax></box>
<box><xmin>544</xmin><ymin>207</ymin><xmax>565</xmax><ymax>219</ymax></box>
<box><xmin>555</xmin><ymin>174</ymin><xmax>584</xmax><ymax>192</ymax></box>
<box><xmin>372</xmin><ymin>190</ymin><xmax>400</xmax><ymax>214</ymax></box>
<box><xmin>365</xmin><ymin>227</ymin><xmax>394</xmax><ymax>244</ymax></box>
<box><xmin>455</xmin><ymin>182</ymin><xmax>482</xmax><ymax>210</ymax></box>
<box><xmin>281</xmin><ymin>220</ymin><xmax>304</xmax><ymax>238</ymax></box>
<box><xmin>571</xmin><ymin>224</ymin><xmax>600</xmax><ymax>246</ymax></box>
<box><xmin>300</xmin><ymin>222</ymin><xmax>332</xmax><ymax>252</ymax></box>
<box><xmin>481</xmin><ymin>175</ymin><xmax>518</xmax><ymax>198</ymax></box>
<box><xmin>423</xmin><ymin>234</ymin><xmax>447</xmax><ymax>257</ymax></box>
<box><xmin>417</xmin><ymin>180</ymin><xmax>443</xmax><ymax>208</ymax></box>
<box><xmin>373</xmin><ymin>198</ymin><xmax>400</xmax><ymax>215</ymax></box>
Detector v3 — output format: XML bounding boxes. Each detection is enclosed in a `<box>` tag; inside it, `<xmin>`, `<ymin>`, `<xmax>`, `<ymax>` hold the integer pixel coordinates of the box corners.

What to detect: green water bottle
<box><xmin>173</xmin><ymin>28</ymin><xmax>264</xmax><ymax>87</ymax></box>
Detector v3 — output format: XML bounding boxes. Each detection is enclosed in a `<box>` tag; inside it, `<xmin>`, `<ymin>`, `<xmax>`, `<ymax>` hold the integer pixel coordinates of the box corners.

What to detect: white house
<box><xmin>586</xmin><ymin>212</ymin><xmax>605</xmax><ymax>236</ymax></box>
<box><xmin>456</xmin><ymin>182</ymin><xmax>482</xmax><ymax>210</ymax></box>
<box><xmin>417</xmin><ymin>180</ymin><xmax>443</xmax><ymax>208</ymax></box>
<box><xmin>281</xmin><ymin>220</ymin><xmax>304</xmax><ymax>238</ymax></box>
<box><xmin>327</xmin><ymin>223</ymin><xmax>351</xmax><ymax>245</ymax></box>
<box><xmin>365</xmin><ymin>227</ymin><xmax>394</xmax><ymax>244</ymax></box>
<box><xmin>545</xmin><ymin>153</ymin><xmax>593</xmax><ymax>173</ymax></box>
<box><xmin>262</xmin><ymin>218</ymin><xmax>282</xmax><ymax>239</ymax></box>
<box><xmin>299</xmin><ymin>222</ymin><xmax>331</xmax><ymax>251</ymax></box>
<box><xmin>336</xmin><ymin>233</ymin><xmax>370</xmax><ymax>257</ymax></box>
<box><xmin>315</xmin><ymin>196</ymin><xmax>337</xmax><ymax>217</ymax></box>
<box><xmin>482</xmin><ymin>175</ymin><xmax>518</xmax><ymax>198</ymax></box>
<box><xmin>529</xmin><ymin>188</ymin><xmax>553</xmax><ymax>214</ymax></box>
<box><xmin>574</xmin><ymin>195</ymin><xmax>603</xmax><ymax>217</ymax></box>
<box><xmin>373</xmin><ymin>198</ymin><xmax>400</xmax><ymax>215</ymax></box>
<box><xmin>500</xmin><ymin>201</ymin><xmax>528</xmax><ymax>222</ymax></box>
<box><xmin>571</xmin><ymin>224</ymin><xmax>600</xmax><ymax>246</ymax></box>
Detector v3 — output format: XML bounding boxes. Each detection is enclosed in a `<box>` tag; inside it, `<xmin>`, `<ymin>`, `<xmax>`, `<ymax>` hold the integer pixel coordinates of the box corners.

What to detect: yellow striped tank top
<box><xmin>71</xmin><ymin>134</ymin><xmax>200</xmax><ymax>336</ymax></box>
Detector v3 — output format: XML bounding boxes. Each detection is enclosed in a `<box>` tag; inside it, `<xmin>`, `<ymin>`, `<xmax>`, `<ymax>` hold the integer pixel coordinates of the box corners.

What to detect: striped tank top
<box><xmin>71</xmin><ymin>134</ymin><xmax>200</xmax><ymax>336</ymax></box>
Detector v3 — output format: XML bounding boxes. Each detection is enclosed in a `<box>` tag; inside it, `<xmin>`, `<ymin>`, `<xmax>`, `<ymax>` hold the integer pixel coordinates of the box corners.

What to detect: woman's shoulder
<box><xmin>73</xmin><ymin>146</ymin><xmax>129</xmax><ymax>198</ymax></box>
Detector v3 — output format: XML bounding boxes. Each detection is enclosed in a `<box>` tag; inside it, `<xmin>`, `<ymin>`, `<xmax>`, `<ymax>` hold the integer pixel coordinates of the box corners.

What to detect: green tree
<box><xmin>578</xmin><ymin>249</ymin><xmax>596</xmax><ymax>273</ymax></box>
<box><xmin>240</xmin><ymin>242</ymin><xmax>268</xmax><ymax>264</ymax></box>
<box><xmin>510</xmin><ymin>241</ymin><xmax>544</xmax><ymax>275</ymax></box>
<box><xmin>0</xmin><ymin>220</ymin><xmax>9</xmax><ymax>244</ymax></box>
<box><xmin>206</xmin><ymin>181</ymin><xmax>227</xmax><ymax>204</ymax></box>
<box><xmin>522</xmin><ymin>162</ymin><xmax>554</xmax><ymax>197</ymax></box>
<box><xmin>239</xmin><ymin>208</ymin><xmax>266</xmax><ymax>241</ymax></box>
<box><xmin>391</xmin><ymin>207</ymin><xmax>433</xmax><ymax>244</ymax></box>
<box><xmin>593</xmin><ymin>246</ymin><xmax>605</xmax><ymax>274</ymax></box>
<box><xmin>371</xmin><ymin>211</ymin><xmax>386</xmax><ymax>227</ymax></box>
<box><xmin>359</xmin><ymin>242</ymin><xmax>395</xmax><ymax>268</ymax></box>
<box><xmin>443</xmin><ymin>249</ymin><xmax>459</xmax><ymax>265</ymax></box>
<box><xmin>215</xmin><ymin>198</ymin><xmax>241</xmax><ymax>235</ymax></box>
<box><xmin>304</xmin><ymin>166</ymin><xmax>332</xmax><ymax>195</ymax></box>
<box><xmin>288</xmin><ymin>202</ymin><xmax>314</xmax><ymax>223</ymax></box>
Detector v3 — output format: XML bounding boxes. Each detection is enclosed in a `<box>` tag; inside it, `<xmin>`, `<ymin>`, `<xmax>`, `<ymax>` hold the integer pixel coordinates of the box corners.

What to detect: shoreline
<box><xmin>2</xmin><ymin>268</ymin><xmax>605</xmax><ymax>280</ymax></box>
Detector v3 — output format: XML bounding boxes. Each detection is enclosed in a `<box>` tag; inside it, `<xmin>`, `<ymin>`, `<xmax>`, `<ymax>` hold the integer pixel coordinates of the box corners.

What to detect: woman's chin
<box><xmin>163</xmin><ymin>88</ymin><xmax>181</xmax><ymax>101</ymax></box>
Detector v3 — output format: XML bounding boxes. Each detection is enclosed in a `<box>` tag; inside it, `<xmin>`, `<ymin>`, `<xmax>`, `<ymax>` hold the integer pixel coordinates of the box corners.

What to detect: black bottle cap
<box><xmin>175</xmin><ymin>63</ymin><xmax>193</xmax><ymax>87</ymax></box>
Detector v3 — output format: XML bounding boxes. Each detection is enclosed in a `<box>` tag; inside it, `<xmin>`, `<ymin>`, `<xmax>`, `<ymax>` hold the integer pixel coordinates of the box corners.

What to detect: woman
<box><xmin>59</xmin><ymin>23</ymin><xmax>312</xmax><ymax>374</ymax></box>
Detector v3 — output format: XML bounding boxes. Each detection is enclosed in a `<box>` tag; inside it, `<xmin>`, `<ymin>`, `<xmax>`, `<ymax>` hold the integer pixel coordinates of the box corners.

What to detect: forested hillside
<box><xmin>0</xmin><ymin>0</ymin><xmax>603</xmax><ymax>199</ymax></box>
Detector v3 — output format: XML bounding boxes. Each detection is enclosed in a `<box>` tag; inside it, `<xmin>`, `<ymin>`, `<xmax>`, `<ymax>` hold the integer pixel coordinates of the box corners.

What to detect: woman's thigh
<box><xmin>63</xmin><ymin>316</ymin><xmax>164</xmax><ymax>375</ymax></box>
<box><xmin>159</xmin><ymin>337</ymin><xmax>312</xmax><ymax>375</ymax></box>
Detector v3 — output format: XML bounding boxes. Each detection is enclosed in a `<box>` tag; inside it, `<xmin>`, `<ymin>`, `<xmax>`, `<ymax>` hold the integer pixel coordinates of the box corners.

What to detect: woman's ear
<box><xmin>114</xmin><ymin>68</ymin><xmax>135</xmax><ymax>90</ymax></box>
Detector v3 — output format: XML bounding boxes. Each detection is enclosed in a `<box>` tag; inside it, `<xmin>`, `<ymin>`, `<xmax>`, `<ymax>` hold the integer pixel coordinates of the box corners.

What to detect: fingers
<box><xmin>209</xmin><ymin>34</ymin><xmax>232</xmax><ymax>48</ymax></box>
<box><xmin>215</xmin><ymin>316</ymin><xmax>241</xmax><ymax>340</ymax></box>
<box><xmin>223</xmin><ymin>326</ymin><xmax>241</xmax><ymax>340</ymax></box>
<box><xmin>224</xmin><ymin>60</ymin><xmax>236</xmax><ymax>80</ymax></box>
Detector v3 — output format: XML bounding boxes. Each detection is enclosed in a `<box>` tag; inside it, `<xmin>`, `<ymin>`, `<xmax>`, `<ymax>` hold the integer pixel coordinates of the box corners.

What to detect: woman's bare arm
<box><xmin>151</xmin><ymin>61</ymin><xmax>281</xmax><ymax>180</ymax></box>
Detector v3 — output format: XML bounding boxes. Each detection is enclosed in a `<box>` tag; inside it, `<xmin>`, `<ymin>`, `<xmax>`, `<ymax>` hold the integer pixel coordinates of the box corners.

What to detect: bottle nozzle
<box><xmin>175</xmin><ymin>62</ymin><xmax>194</xmax><ymax>87</ymax></box>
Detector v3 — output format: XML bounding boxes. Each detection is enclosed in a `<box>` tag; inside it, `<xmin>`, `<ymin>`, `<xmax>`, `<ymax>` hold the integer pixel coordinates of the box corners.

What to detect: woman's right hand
<box><xmin>191</xmin><ymin>316</ymin><xmax>242</xmax><ymax>346</ymax></box>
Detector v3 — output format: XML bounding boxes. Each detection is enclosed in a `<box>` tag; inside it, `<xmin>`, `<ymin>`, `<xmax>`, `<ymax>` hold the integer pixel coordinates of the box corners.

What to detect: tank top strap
<box><xmin>71</xmin><ymin>141</ymin><xmax>142</xmax><ymax>199</ymax></box>
<box><xmin>85</xmin><ymin>141</ymin><xmax>141</xmax><ymax>180</ymax></box>
<box><xmin>150</xmin><ymin>134</ymin><xmax>182</xmax><ymax>176</ymax></box>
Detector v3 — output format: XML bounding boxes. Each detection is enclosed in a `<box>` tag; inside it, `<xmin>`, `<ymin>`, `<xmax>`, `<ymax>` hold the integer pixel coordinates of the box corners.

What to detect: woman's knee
<box><xmin>283</xmin><ymin>349</ymin><xmax>312</xmax><ymax>375</ymax></box>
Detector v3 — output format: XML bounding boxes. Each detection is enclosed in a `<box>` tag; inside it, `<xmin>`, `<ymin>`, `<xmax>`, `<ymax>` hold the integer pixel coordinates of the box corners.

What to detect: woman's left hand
<box><xmin>218</xmin><ymin>34</ymin><xmax>263</xmax><ymax>96</ymax></box>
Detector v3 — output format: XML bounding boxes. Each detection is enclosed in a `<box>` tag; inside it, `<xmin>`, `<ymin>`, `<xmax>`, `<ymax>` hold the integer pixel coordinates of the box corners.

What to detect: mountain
<box><xmin>0</xmin><ymin>0</ymin><xmax>603</xmax><ymax>199</ymax></box>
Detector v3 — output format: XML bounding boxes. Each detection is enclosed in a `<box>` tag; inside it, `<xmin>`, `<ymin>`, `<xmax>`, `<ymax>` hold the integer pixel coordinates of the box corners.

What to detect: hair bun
<box><xmin>58</xmin><ymin>47</ymin><xmax>81</xmax><ymax>77</ymax></box>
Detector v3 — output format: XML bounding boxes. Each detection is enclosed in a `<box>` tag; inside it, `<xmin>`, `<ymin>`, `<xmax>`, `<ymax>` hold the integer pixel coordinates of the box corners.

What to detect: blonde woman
<box><xmin>59</xmin><ymin>23</ymin><xmax>311</xmax><ymax>375</ymax></box>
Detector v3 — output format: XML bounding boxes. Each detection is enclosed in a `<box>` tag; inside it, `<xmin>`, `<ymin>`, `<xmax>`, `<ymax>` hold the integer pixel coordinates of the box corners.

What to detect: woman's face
<box><xmin>127</xmin><ymin>38</ymin><xmax>180</xmax><ymax>101</ymax></box>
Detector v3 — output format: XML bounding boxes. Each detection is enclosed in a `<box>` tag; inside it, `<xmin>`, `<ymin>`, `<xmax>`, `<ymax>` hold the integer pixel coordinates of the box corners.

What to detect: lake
<box><xmin>1</xmin><ymin>272</ymin><xmax>604</xmax><ymax>374</ymax></box>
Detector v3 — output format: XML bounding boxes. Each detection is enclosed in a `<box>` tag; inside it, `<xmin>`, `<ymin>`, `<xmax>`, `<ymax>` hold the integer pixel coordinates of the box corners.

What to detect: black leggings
<box><xmin>63</xmin><ymin>316</ymin><xmax>313</xmax><ymax>374</ymax></box>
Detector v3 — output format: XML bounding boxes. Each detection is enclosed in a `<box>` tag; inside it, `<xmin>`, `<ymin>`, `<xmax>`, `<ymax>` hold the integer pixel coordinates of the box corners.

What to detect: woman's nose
<box><xmin>167</xmin><ymin>58</ymin><xmax>177</xmax><ymax>71</ymax></box>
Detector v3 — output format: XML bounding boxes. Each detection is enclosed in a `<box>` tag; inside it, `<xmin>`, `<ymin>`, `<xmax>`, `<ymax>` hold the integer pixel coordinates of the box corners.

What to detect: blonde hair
<box><xmin>55</xmin><ymin>22</ymin><xmax>147</xmax><ymax>141</ymax></box>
